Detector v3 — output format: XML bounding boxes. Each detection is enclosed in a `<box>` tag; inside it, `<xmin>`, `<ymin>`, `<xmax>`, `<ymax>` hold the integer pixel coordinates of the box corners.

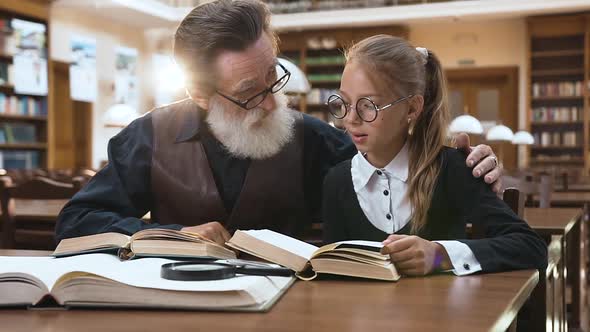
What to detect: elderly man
<box><xmin>55</xmin><ymin>0</ymin><xmax>501</xmax><ymax>245</ymax></box>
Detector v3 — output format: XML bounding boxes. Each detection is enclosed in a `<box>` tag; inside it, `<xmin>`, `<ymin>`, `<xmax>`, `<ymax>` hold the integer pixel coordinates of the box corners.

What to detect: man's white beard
<box><xmin>206</xmin><ymin>91</ymin><xmax>296</xmax><ymax>159</ymax></box>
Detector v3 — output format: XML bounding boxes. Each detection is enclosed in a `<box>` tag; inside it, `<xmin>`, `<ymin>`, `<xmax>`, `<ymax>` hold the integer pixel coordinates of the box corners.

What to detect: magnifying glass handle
<box><xmin>236</xmin><ymin>266</ymin><xmax>294</xmax><ymax>277</ymax></box>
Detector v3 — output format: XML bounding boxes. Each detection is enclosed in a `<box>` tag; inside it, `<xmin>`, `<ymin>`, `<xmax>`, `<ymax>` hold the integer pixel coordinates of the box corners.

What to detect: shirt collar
<box><xmin>174</xmin><ymin>98</ymin><xmax>205</xmax><ymax>143</ymax></box>
<box><xmin>384</xmin><ymin>142</ymin><xmax>409</xmax><ymax>182</ymax></box>
<box><xmin>351</xmin><ymin>142</ymin><xmax>409</xmax><ymax>190</ymax></box>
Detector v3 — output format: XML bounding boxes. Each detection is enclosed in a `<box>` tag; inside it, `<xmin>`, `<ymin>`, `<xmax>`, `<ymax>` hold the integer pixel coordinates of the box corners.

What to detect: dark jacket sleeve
<box><xmin>444</xmin><ymin>148</ymin><xmax>548</xmax><ymax>272</ymax></box>
<box><xmin>55</xmin><ymin>114</ymin><xmax>183</xmax><ymax>242</ymax></box>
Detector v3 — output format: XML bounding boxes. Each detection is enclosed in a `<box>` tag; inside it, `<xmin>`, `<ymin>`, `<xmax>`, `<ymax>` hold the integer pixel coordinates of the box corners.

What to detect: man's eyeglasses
<box><xmin>216</xmin><ymin>62</ymin><xmax>291</xmax><ymax>110</ymax></box>
<box><xmin>326</xmin><ymin>94</ymin><xmax>414</xmax><ymax>123</ymax></box>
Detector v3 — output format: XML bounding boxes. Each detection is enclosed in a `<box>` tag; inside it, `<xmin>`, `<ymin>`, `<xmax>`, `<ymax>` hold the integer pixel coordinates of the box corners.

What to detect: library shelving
<box><xmin>278</xmin><ymin>26</ymin><xmax>407</xmax><ymax>124</ymax></box>
<box><xmin>0</xmin><ymin>1</ymin><xmax>52</xmax><ymax>169</ymax></box>
<box><xmin>526</xmin><ymin>14</ymin><xmax>590</xmax><ymax>179</ymax></box>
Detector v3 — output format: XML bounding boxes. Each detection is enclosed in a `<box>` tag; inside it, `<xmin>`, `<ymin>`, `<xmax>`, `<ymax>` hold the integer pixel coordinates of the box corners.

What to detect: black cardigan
<box><xmin>322</xmin><ymin>146</ymin><xmax>547</xmax><ymax>273</ymax></box>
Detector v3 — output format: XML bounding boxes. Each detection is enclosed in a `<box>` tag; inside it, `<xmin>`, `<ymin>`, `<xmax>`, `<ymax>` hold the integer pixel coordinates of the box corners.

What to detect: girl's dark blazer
<box><xmin>322</xmin><ymin>146</ymin><xmax>547</xmax><ymax>273</ymax></box>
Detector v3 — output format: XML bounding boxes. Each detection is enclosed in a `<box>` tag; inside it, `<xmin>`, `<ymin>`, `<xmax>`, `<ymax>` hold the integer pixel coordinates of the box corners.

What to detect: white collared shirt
<box><xmin>351</xmin><ymin>143</ymin><xmax>481</xmax><ymax>276</ymax></box>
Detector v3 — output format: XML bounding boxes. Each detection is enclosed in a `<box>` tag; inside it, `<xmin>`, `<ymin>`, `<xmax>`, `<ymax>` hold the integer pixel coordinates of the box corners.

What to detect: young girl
<box><xmin>322</xmin><ymin>35</ymin><xmax>547</xmax><ymax>276</ymax></box>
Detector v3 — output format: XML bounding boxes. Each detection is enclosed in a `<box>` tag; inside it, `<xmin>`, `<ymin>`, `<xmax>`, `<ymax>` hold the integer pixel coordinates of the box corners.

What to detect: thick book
<box><xmin>227</xmin><ymin>229</ymin><xmax>400</xmax><ymax>281</ymax></box>
<box><xmin>0</xmin><ymin>253</ymin><xmax>294</xmax><ymax>311</ymax></box>
<box><xmin>53</xmin><ymin>229</ymin><xmax>236</xmax><ymax>260</ymax></box>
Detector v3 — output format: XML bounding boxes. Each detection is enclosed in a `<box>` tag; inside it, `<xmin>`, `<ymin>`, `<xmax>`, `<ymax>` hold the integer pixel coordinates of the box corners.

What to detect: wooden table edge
<box><xmin>562</xmin><ymin>209</ymin><xmax>584</xmax><ymax>235</ymax></box>
<box><xmin>490</xmin><ymin>270</ymin><xmax>539</xmax><ymax>332</ymax></box>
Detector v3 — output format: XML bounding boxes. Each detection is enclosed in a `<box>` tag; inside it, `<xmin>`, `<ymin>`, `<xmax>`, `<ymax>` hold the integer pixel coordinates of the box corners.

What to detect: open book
<box><xmin>0</xmin><ymin>253</ymin><xmax>294</xmax><ymax>311</ymax></box>
<box><xmin>53</xmin><ymin>229</ymin><xmax>236</xmax><ymax>260</ymax></box>
<box><xmin>227</xmin><ymin>229</ymin><xmax>400</xmax><ymax>281</ymax></box>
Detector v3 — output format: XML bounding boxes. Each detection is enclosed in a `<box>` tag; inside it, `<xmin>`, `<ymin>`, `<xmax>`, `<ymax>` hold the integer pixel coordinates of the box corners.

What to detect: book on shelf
<box><xmin>0</xmin><ymin>62</ymin><xmax>13</xmax><ymax>86</ymax></box>
<box><xmin>534</xmin><ymin>131</ymin><xmax>582</xmax><ymax>147</ymax></box>
<box><xmin>532</xmin><ymin>154</ymin><xmax>582</xmax><ymax>165</ymax></box>
<box><xmin>0</xmin><ymin>18</ymin><xmax>11</xmax><ymax>34</ymax></box>
<box><xmin>532</xmin><ymin>81</ymin><xmax>583</xmax><ymax>97</ymax></box>
<box><xmin>552</xmin><ymin>132</ymin><xmax>561</xmax><ymax>146</ymax></box>
<box><xmin>53</xmin><ymin>228</ymin><xmax>237</xmax><ymax>260</ymax></box>
<box><xmin>267</xmin><ymin>1</ymin><xmax>311</xmax><ymax>14</ymax></box>
<box><xmin>0</xmin><ymin>253</ymin><xmax>294</xmax><ymax>311</ymax></box>
<box><xmin>305</xmin><ymin>55</ymin><xmax>345</xmax><ymax>65</ymax></box>
<box><xmin>307</xmin><ymin>74</ymin><xmax>342</xmax><ymax>82</ymax></box>
<box><xmin>0</xmin><ymin>18</ymin><xmax>15</xmax><ymax>56</ymax></box>
<box><xmin>268</xmin><ymin>0</ymin><xmax>388</xmax><ymax>13</ymax></box>
<box><xmin>532</xmin><ymin>107</ymin><xmax>582</xmax><ymax>122</ymax></box>
<box><xmin>3</xmin><ymin>123</ymin><xmax>36</xmax><ymax>143</ymax></box>
<box><xmin>1</xmin><ymin>150</ymin><xmax>40</xmax><ymax>169</ymax></box>
<box><xmin>0</xmin><ymin>94</ymin><xmax>46</xmax><ymax>116</ymax></box>
<box><xmin>226</xmin><ymin>229</ymin><xmax>400</xmax><ymax>281</ymax></box>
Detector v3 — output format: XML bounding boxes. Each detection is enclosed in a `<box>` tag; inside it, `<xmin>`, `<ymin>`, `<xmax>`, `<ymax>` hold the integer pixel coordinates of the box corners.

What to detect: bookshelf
<box><xmin>278</xmin><ymin>26</ymin><xmax>408</xmax><ymax>125</ymax></box>
<box><xmin>0</xmin><ymin>2</ymin><xmax>50</xmax><ymax>170</ymax></box>
<box><xmin>526</xmin><ymin>14</ymin><xmax>589</xmax><ymax>179</ymax></box>
<box><xmin>266</xmin><ymin>0</ymin><xmax>461</xmax><ymax>14</ymax></box>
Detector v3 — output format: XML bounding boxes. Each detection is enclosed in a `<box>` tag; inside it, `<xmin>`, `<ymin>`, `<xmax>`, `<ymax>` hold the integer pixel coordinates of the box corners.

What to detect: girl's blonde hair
<box><xmin>345</xmin><ymin>35</ymin><xmax>450</xmax><ymax>233</ymax></box>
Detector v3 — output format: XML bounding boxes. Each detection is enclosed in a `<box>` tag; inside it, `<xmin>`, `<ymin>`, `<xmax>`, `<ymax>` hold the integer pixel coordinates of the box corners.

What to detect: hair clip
<box><xmin>415</xmin><ymin>47</ymin><xmax>428</xmax><ymax>65</ymax></box>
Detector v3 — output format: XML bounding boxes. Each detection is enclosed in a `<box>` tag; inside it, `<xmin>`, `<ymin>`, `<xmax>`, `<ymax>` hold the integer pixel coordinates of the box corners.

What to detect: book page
<box><xmin>131</xmin><ymin>229</ymin><xmax>217</xmax><ymax>245</ymax></box>
<box><xmin>240</xmin><ymin>230</ymin><xmax>318</xmax><ymax>261</ymax></box>
<box><xmin>312</xmin><ymin>240</ymin><xmax>387</xmax><ymax>260</ymax></box>
<box><xmin>0</xmin><ymin>254</ymin><xmax>293</xmax><ymax>305</ymax></box>
<box><xmin>0</xmin><ymin>256</ymin><xmax>62</xmax><ymax>290</ymax></box>
<box><xmin>60</xmin><ymin>254</ymin><xmax>294</xmax><ymax>305</ymax></box>
<box><xmin>337</xmin><ymin>240</ymin><xmax>383</xmax><ymax>249</ymax></box>
<box><xmin>53</xmin><ymin>232</ymin><xmax>130</xmax><ymax>256</ymax></box>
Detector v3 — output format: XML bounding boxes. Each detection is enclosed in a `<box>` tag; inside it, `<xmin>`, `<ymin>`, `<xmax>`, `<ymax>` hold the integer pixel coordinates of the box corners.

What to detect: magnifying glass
<box><xmin>161</xmin><ymin>261</ymin><xmax>294</xmax><ymax>281</ymax></box>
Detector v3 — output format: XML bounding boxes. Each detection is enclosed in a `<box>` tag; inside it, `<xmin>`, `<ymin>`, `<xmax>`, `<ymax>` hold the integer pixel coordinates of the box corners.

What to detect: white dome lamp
<box><xmin>512</xmin><ymin>131</ymin><xmax>535</xmax><ymax>171</ymax></box>
<box><xmin>278</xmin><ymin>57</ymin><xmax>310</xmax><ymax>94</ymax></box>
<box><xmin>512</xmin><ymin>131</ymin><xmax>535</xmax><ymax>145</ymax></box>
<box><xmin>449</xmin><ymin>115</ymin><xmax>484</xmax><ymax>135</ymax></box>
<box><xmin>486</xmin><ymin>125</ymin><xmax>514</xmax><ymax>142</ymax></box>
<box><xmin>486</xmin><ymin>125</ymin><xmax>514</xmax><ymax>167</ymax></box>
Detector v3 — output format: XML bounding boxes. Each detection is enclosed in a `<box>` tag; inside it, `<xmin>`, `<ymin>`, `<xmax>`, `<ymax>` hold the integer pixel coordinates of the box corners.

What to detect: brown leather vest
<box><xmin>150</xmin><ymin>99</ymin><xmax>308</xmax><ymax>236</ymax></box>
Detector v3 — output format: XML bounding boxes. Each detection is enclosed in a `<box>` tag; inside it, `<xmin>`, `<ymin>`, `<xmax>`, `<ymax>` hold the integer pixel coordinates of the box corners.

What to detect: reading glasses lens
<box><xmin>161</xmin><ymin>262</ymin><xmax>236</xmax><ymax>281</ymax></box>
<box><xmin>173</xmin><ymin>264</ymin><xmax>227</xmax><ymax>272</ymax></box>
<box><xmin>161</xmin><ymin>261</ymin><xmax>293</xmax><ymax>281</ymax></box>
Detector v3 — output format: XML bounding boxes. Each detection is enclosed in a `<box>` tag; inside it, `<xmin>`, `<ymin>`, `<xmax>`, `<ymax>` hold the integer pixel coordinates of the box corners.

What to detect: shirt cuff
<box><xmin>434</xmin><ymin>240</ymin><xmax>482</xmax><ymax>276</ymax></box>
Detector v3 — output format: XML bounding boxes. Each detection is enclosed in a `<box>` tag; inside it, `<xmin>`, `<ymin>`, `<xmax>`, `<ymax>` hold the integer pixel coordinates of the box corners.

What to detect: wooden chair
<box><xmin>0</xmin><ymin>168</ymin><xmax>96</xmax><ymax>187</ymax></box>
<box><xmin>45</xmin><ymin>169</ymin><xmax>94</xmax><ymax>188</ymax></box>
<box><xmin>546</xmin><ymin>236</ymin><xmax>566</xmax><ymax>332</ymax></box>
<box><xmin>0</xmin><ymin>176</ymin><xmax>82</xmax><ymax>249</ymax></box>
<box><xmin>499</xmin><ymin>187</ymin><xmax>566</xmax><ymax>331</ymax></box>
<box><xmin>73</xmin><ymin>168</ymin><xmax>96</xmax><ymax>187</ymax></box>
<box><xmin>301</xmin><ymin>222</ymin><xmax>324</xmax><ymax>246</ymax></box>
<box><xmin>76</xmin><ymin>168</ymin><xmax>96</xmax><ymax>178</ymax></box>
<box><xmin>502</xmin><ymin>187</ymin><xmax>525</xmax><ymax>218</ymax></box>
<box><xmin>501</xmin><ymin>173</ymin><xmax>552</xmax><ymax>208</ymax></box>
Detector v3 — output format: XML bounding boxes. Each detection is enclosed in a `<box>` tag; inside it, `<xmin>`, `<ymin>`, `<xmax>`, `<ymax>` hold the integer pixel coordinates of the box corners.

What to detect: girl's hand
<box><xmin>381</xmin><ymin>234</ymin><xmax>451</xmax><ymax>276</ymax></box>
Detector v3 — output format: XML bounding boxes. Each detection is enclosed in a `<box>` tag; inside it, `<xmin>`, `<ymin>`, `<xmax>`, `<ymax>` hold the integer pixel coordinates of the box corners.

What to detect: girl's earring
<box><xmin>408</xmin><ymin>118</ymin><xmax>414</xmax><ymax>136</ymax></box>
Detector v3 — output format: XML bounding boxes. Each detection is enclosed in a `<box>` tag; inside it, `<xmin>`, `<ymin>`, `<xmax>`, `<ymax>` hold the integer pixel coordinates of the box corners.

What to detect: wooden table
<box><xmin>529</xmin><ymin>192</ymin><xmax>590</xmax><ymax>330</ymax></box>
<box><xmin>2</xmin><ymin>199</ymin><xmax>69</xmax><ymax>248</ymax></box>
<box><xmin>11</xmin><ymin>199</ymin><xmax>150</xmax><ymax>221</ymax></box>
<box><xmin>0</xmin><ymin>250</ymin><xmax>538</xmax><ymax>332</ymax></box>
<box><xmin>555</xmin><ymin>183</ymin><xmax>590</xmax><ymax>192</ymax></box>
<box><xmin>524</xmin><ymin>208</ymin><xmax>582</xmax><ymax>237</ymax></box>
<box><xmin>12</xmin><ymin>199</ymin><xmax>69</xmax><ymax>220</ymax></box>
<box><xmin>524</xmin><ymin>208</ymin><xmax>586</xmax><ymax>331</ymax></box>
<box><xmin>533</xmin><ymin>192</ymin><xmax>590</xmax><ymax>208</ymax></box>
